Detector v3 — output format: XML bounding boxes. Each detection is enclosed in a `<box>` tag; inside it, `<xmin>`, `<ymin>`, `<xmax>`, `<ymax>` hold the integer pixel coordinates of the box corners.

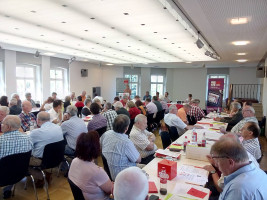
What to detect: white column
<box><xmin>5</xmin><ymin>50</ymin><xmax>16</xmax><ymax>98</ymax></box>
<box><xmin>42</xmin><ymin>56</ymin><xmax>51</xmax><ymax>101</ymax></box>
<box><xmin>140</xmin><ymin>67</ymin><xmax>151</xmax><ymax>97</ymax></box>
<box><xmin>166</xmin><ymin>68</ymin><xmax>174</xmax><ymax>101</ymax></box>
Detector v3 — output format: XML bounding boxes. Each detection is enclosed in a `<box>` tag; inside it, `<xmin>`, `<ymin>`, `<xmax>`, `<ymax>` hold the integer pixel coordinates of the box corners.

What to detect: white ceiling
<box><xmin>0</xmin><ymin>0</ymin><xmax>266</xmax><ymax>68</ymax></box>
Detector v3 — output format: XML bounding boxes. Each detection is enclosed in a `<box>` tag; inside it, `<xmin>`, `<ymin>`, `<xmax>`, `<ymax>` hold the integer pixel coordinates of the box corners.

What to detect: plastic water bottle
<box><xmin>159</xmin><ymin>167</ymin><xmax>169</xmax><ymax>195</ymax></box>
<box><xmin>192</xmin><ymin>128</ymin><xmax>197</xmax><ymax>144</ymax></box>
<box><xmin>202</xmin><ymin>132</ymin><xmax>206</xmax><ymax>147</ymax></box>
<box><xmin>29</xmin><ymin>121</ymin><xmax>34</xmax><ymax>131</ymax></box>
<box><xmin>183</xmin><ymin>136</ymin><xmax>188</xmax><ymax>151</ymax></box>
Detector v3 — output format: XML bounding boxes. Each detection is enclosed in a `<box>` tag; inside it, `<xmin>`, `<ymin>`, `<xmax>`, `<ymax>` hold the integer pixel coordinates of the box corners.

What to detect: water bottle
<box><xmin>192</xmin><ymin>128</ymin><xmax>197</xmax><ymax>144</ymax></box>
<box><xmin>159</xmin><ymin>167</ymin><xmax>168</xmax><ymax>195</ymax></box>
<box><xmin>202</xmin><ymin>132</ymin><xmax>206</xmax><ymax>147</ymax></box>
<box><xmin>29</xmin><ymin>121</ymin><xmax>34</xmax><ymax>131</ymax></box>
<box><xmin>183</xmin><ymin>136</ymin><xmax>188</xmax><ymax>151</ymax></box>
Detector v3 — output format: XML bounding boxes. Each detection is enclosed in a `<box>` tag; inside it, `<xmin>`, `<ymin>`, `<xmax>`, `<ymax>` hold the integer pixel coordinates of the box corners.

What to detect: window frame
<box><xmin>50</xmin><ymin>67</ymin><xmax>67</xmax><ymax>100</ymax></box>
<box><xmin>124</xmin><ymin>74</ymin><xmax>139</xmax><ymax>99</ymax></box>
<box><xmin>16</xmin><ymin>64</ymin><xmax>38</xmax><ymax>100</ymax></box>
<box><xmin>150</xmin><ymin>74</ymin><xmax>164</xmax><ymax>96</ymax></box>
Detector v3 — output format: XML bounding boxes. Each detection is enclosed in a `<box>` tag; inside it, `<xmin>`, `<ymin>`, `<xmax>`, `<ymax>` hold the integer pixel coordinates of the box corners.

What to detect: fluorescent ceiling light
<box><xmin>43</xmin><ymin>52</ymin><xmax>55</xmax><ymax>56</ymax></box>
<box><xmin>237</xmin><ymin>53</ymin><xmax>247</xmax><ymax>55</ymax></box>
<box><xmin>106</xmin><ymin>63</ymin><xmax>114</xmax><ymax>65</ymax></box>
<box><xmin>185</xmin><ymin>61</ymin><xmax>192</xmax><ymax>63</ymax></box>
<box><xmin>230</xmin><ymin>17</ymin><xmax>248</xmax><ymax>25</ymax></box>
<box><xmin>236</xmin><ymin>59</ymin><xmax>248</xmax><ymax>62</ymax></box>
<box><xmin>232</xmin><ymin>41</ymin><xmax>250</xmax><ymax>45</ymax></box>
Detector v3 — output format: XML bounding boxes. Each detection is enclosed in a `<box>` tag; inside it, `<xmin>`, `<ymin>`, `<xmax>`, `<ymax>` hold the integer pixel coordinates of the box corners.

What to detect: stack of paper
<box><xmin>175</xmin><ymin>164</ymin><xmax>208</xmax><ymax>186</ymax></box>
<box><xmin>155</xmin><ymin>149</ymin><xmax>181</xmax><ymax>159</ymax></box>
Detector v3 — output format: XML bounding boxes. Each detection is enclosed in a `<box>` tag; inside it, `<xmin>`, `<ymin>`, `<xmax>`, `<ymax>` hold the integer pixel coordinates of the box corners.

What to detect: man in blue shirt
<box><xmin>101</xmin><ymin>114</ymin><xmax>141</xmax><ymax>180</ymax></box>
<box><xmin>210</xmin><ymin>138</ymin><xmax>267</xmax><ymax>200</ymax></box>
<box><xmin>143</xmin><ymin>91</ymin><xmax>151</xmax><ymax>101</ymax></box>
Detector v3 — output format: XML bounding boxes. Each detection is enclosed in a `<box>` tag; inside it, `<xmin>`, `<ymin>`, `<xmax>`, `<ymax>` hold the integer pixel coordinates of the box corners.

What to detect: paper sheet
<box><xmin>156</xmin><ymin>149</ymin><xmax>181</xmax><ymax>158</ymax></box>
<box><xmin>170</xmin><ymin>183</ymin><xmax>210</xmax><ymax>200</ymax></box>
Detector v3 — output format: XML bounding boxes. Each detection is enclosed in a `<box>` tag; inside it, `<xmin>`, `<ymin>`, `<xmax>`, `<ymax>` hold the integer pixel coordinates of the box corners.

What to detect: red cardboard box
<box><xmin>157</xmin><ymin>159</ymin><xmax>177</xmax><ymax>180</ymax></box>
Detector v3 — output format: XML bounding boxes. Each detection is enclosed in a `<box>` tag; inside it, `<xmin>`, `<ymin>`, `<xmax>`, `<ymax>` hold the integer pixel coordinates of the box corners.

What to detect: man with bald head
<box><xmin>130</xmin><ymin>114</ymin><xmax>157</xmax><ymax>164</ymax></box>
<box><xmin>114</xmin><ymin>167</ymin><xmax>148</xmax><ymax>200</ymax></box>
<box><xmin>19</xmin><ymin>100</ymin><xmax>37</xmax><ymax>132</ymax></box>
<box><xmin>29</xmin><ymin>111</ymin><xmax>63</xmax><ymax>165</ymax></box>
<box><xmin>0</xmin><ymin>115</ymin><xmax>32</xmax><ymax>159</ymax></box>
<box><xmin>0</xmin><ymin>115</ymin><xmax>32</xmax><ymax>198</ymax></box>
<box><xmin>0</xmin><ymin>106</ymin><xmax>9</xmax><ymax>133</ymax></box>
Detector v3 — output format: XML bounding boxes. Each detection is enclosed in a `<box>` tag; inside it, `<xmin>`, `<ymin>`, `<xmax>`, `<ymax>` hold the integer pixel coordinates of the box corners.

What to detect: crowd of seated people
<box><xmin>0</xmin><ymin>90</ymin><xmax>265</xmax><ymax>200</ymax></box>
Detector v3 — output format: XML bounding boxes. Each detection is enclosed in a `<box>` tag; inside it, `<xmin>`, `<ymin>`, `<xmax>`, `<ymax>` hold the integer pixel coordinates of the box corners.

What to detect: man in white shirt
<box><xmin>164</xmin><ymin>105</ymin><xmax>202</xmax><ymax>135</ymax></box>
<box><xmin>145</xmin><ymin>98</ymin><xmax>157</xmax><ymax>118</ymax></box>
<box><xmin>48</xmin><ymin>100</ymin><xmax>63</xmax><ymax>124</ymax></box>
<box><xmin>130</xmin><ymin>114</ymin><xmax>157</xmax><ymax>164</ymax></box>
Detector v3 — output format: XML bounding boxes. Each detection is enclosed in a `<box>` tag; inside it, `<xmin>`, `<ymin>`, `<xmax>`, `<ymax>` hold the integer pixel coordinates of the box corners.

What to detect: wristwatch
<box><xmin>210</xmin><ymin>170</ymin><xmax>216</xmax><ymax>174</ymax></box>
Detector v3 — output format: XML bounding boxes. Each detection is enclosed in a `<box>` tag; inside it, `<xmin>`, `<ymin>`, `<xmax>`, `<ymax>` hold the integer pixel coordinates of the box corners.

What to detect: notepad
<box><xmin>187</xmin><ymin>188</ymin><xmax>208</xmax><ymax>199</ymax></box>
<box><xmin>149</xmin><ymin>181</ymin><xmax>158</xmax><ymax>193</ymax></box>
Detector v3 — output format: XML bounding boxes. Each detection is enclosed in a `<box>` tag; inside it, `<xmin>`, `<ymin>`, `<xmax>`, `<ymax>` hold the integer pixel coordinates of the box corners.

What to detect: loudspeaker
<box><xmin>256</xmin><ymin>66</ymin><xmax>265</xmax><ymax>78</ymax></box>
<box><xmin>92</xmin><ymin>87</ymin><xmax>101</xmax><ymax>97</ymax></box>
<box><xmin>81</xmin><ymin>69</ymin><xmax>88</xmax><ymax>77</ymax></box>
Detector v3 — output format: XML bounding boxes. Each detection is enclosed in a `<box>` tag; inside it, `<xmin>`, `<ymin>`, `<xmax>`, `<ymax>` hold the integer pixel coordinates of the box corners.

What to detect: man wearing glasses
<box><xmin>221</xmin><ymin>105</ymin><xmax>258</xmax><ymax>134</ymax></box>
<box><xmin>209</xmin><ymin>138</ymin><xmax>267</xmax><ymax>199</ymax></box>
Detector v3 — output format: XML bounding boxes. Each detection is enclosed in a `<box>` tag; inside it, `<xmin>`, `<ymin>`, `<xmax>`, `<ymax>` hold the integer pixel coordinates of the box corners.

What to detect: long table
<box><xmin>143</xmin><ymin>118</ymin><xmax>227</xmax><ymax>199</ymax></box>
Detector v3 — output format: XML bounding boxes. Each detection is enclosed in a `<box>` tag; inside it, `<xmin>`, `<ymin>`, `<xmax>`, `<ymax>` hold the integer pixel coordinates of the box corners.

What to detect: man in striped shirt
<box><xmin>240</xmin><ymin>121</ymin><xmax>262</xmax><ymax>160</ymax></box>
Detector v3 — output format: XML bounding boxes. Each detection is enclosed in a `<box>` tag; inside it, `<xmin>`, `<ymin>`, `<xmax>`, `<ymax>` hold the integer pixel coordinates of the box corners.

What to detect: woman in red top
<box><xmin>75</xmin><ymin>96</ymin><xmax>84</xmax><ymax>117</ymax></box>
<box><xmin>127</xmin><ymin>101</ymin><xmax>141</xmax><ymax>120</ymax></box>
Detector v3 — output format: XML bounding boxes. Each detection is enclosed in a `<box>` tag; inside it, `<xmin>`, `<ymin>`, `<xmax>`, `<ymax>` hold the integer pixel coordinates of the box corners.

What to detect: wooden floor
<box><xmin>2</xmin><ymin>132</ymin><xmax>267</xmax><ymax>200</ymax></box>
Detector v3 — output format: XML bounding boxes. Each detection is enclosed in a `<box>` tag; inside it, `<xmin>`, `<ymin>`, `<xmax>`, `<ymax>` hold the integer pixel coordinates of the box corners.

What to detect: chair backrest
<box><xmin>155</xmin><ymin>109</ymin><xmax>165</xmax><ymax>124</ymax></box>
<box><xmin>0</xmin><ymin>151</ymin><xmax>31</xmax><ymax>187</ymax></box>
<box><xmin>168</xmin><ymin>126</ymin><xmax>179</xmax><ymax>142</ymax></box>
<box><xmin>126</xmin><ymin>119</ymin><xmax>135</xmax><ymax>135</ymax></box>
<box><xmin>160</xmin><ymin>131</ymin><xmax>172</xmax><ymax>149</ymax></box>
<box><xmin>146</xmin><ymin>113</ymin><xmax>155</xmax><ymax>131</ymax></box>
<box><xmin>95</xmin><ymin>126</ymin><xmax>107</xmax><ymax>138</ymax></box>
<box><xmin>187</xmin><ymin>115</ymin><xmax>197</xmax><ymax>125</ymax></box>
<box><xmin>101</xmin><ymin>154</ymin><xmax>112</xmax><ymax>181</ymax></box>
<box><xmin>41</xmin><ymin>140</ymin><xmax>65</xmax><ymax>169</ymax></box>
<box><xmin>68</xmin><ymin>178</ymin><xmax>85</xmax><ymax>200</ymax></box>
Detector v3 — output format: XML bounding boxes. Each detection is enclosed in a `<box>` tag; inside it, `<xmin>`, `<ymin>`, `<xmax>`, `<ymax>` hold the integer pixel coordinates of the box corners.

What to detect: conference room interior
<box><xmin>0</xmin><ymin>0</ymin><xmax>267</xmax><ymax>199</ymax></box>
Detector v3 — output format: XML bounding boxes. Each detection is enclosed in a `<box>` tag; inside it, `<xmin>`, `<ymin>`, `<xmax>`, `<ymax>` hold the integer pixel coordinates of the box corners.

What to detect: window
<box><xmin>124</xmin><ymin>74</ymin><xmax>139</xmax><ymax>99</ymax></box>
<box><xmin>0</xmin><ymin>61</ymin><xmax>5</xmax><ymax>95</ymax></box>
<box><xmin>151</xmin><ymin>75</ymin><xmax>164</xmax><ymax>96</ymax></box>
<box><xmin>207</xmin><ymin>74</ymin><xmax>229</xmax><ymax>100</ymax></box>
<box><xmin>50</xmin><ymin>68</ymin><xmax>67</xmax><ymax>99</ymax></box>
<box><xmin>16</xmin><ymin>65</ymin><xmax>36</xmax><ymax>100</ymax></box>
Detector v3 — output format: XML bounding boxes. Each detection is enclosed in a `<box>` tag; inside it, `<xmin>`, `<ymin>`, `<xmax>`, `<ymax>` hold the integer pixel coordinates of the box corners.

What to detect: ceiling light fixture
<box><xmin>230</xmin><ymin>17</ymin><xmax>248</xmax><ymax>25</ymax></box>
<box><xmin>185</xmin><ymin>61</ymin><xmax>192</xmax><ymax>63</ymax></box>
<box><xmin>106</xmin><ymin>63</ymin><xmax>114</xmax><ymax>65</ymax></box>
<box><xmin>68</xmin><ymin>56</ymin><xmax>76</xmax><ymax>64</ymax></box>
<box><xmin>34</xmin><ymin>50</ymin><xmax>40</xmax><ymax>58</ymax></box>
<box><xmin>196</xmin><ymin>31</ymin><xmax>204</xmax><ymax>49</ymax></box>
<box><xmin>237</xmin><ymin>53</ymin><xmax>247</xmax><ymax>55</ymax></box>
<box><xmin>232</xmin><ymin>41</ymin><xmax>250</xmax><ymax>45</ymax></box>
<box><xmin>236</xmin><ymin>59</ymin><xmax>248</xmax><ymax>62</ymax></box>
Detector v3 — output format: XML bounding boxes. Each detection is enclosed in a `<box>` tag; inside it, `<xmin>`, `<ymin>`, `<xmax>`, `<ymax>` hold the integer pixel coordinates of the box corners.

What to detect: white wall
<box><xmin>69</xmin><ymin>61</ymin><xmax>123</xmax><ymax>102</ymax></box>
<box><xmin>171</xmin><ymin>68</ymin><xmax>207</xmax><ymax>108</ymax></box>
<box><xmin>229</xmin><ymin>67</ymin><xmax>259</xmax><ymax>84</ymax></box>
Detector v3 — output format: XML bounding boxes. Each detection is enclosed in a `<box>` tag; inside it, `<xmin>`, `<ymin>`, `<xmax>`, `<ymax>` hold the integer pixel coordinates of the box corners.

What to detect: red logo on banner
<box><xmin>124</xmin><ymin>80</ymin><xmax>129</xmax><ymax>84</ymax></box>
